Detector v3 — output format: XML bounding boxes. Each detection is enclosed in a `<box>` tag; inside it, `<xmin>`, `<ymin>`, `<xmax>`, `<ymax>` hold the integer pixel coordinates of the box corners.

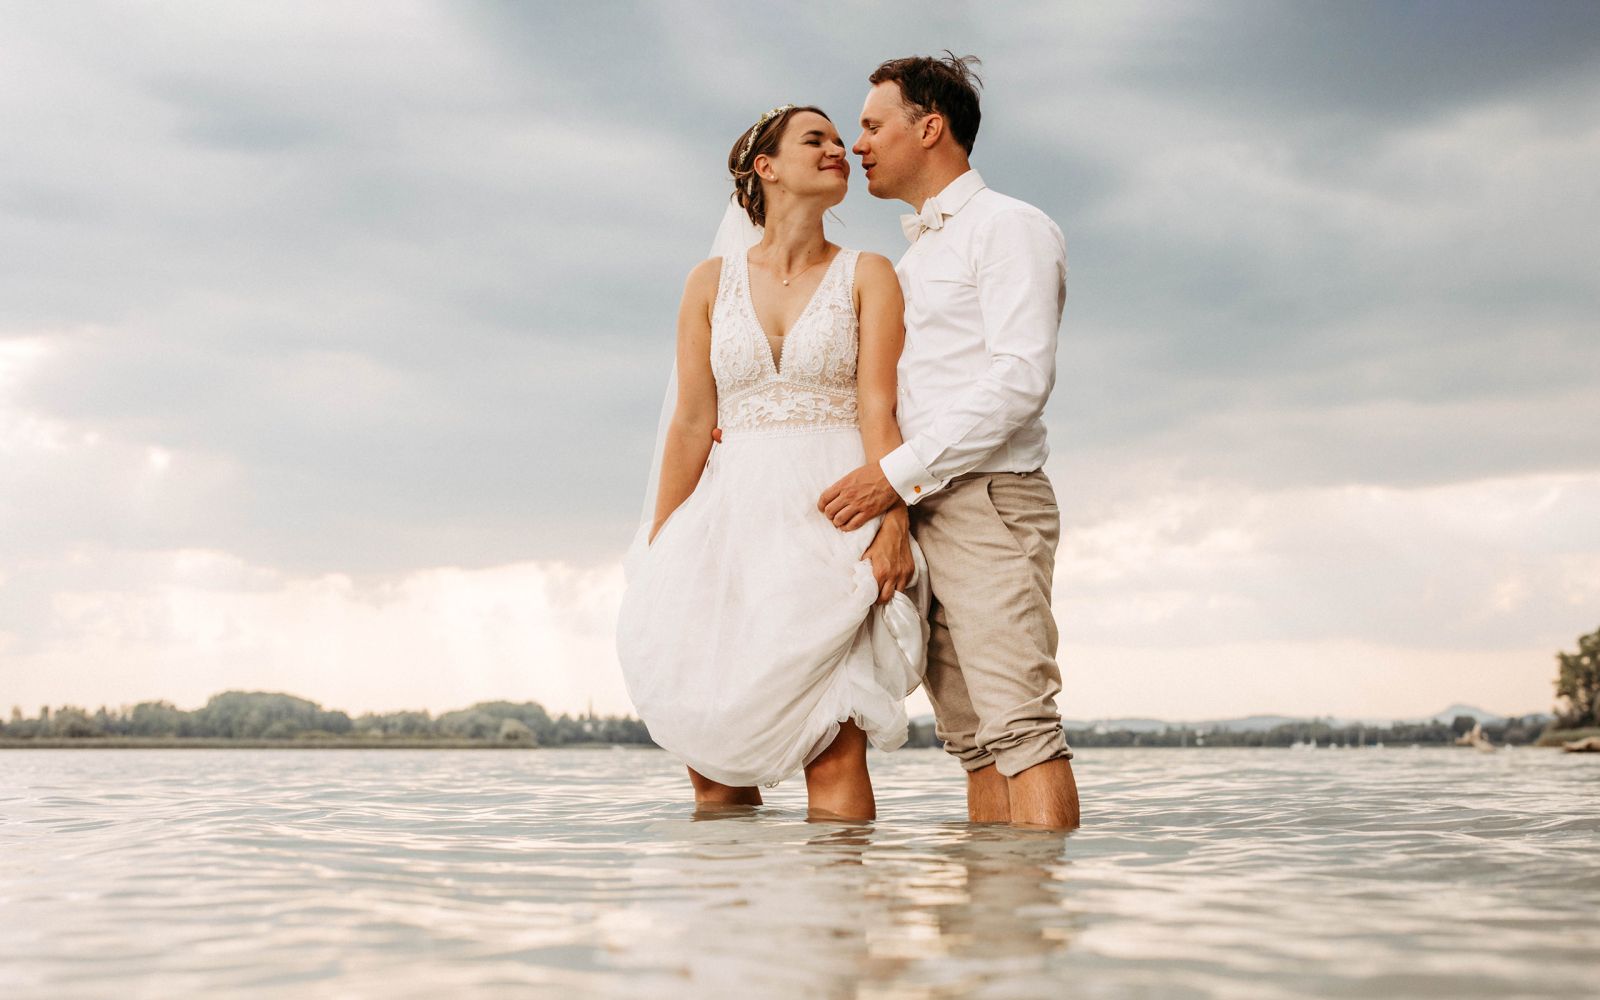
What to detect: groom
<box><xmin>819</xmin><ymin>53</ymin><xmax>1080</xmax><ymax>830</ymax></box>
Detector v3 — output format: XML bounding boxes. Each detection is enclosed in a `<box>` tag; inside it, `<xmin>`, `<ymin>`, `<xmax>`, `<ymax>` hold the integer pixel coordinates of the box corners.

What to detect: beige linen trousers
<box><xmin>911</xmin><ymin>469</ymin><xmax>1074</xmax><ymax>776</ymax></box>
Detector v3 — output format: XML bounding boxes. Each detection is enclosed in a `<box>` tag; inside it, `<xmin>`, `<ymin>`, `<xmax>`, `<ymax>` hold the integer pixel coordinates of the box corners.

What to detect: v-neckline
<box><xmin>743</xmin><ymin>247</ymin><xmax>842</xmax><ymax>377</ymax></box>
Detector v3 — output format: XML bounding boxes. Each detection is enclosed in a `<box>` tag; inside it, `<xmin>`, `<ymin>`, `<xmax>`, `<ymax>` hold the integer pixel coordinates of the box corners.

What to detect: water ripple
<box><xmin>2</xmin><ymin>747</ymin><xmax>1597</xmax><ymax>998</ymax></box>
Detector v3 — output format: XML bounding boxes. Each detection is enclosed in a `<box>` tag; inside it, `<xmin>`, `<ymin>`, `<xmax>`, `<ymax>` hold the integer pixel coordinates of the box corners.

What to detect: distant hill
<box><xmin>1420</xmin><ymin>704</ymin><xmax>1507</xmax><ymax>726</ymax></box>
<box><xmin>918</xmin><ymin>714</ymin><xmax>1327</xmax><ymax>734</ymax></box>
<box><xmin>907</xmin><ymin>705</ymin><xmax>1553</xmax><ymax>734</ymax></box>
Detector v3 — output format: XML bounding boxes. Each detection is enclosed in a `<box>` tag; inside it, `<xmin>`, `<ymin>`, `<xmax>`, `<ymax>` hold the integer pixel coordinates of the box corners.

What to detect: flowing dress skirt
<box><xmin>616</xmin><ymin>427</ymin><xmax>928</xmax><ymax>788</ymax></box>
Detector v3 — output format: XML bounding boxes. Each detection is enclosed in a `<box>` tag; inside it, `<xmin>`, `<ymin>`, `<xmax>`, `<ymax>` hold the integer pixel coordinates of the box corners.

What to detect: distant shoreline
<box><xmin>0</xmin><ymin>737</ymin><xmax>622</xmax><ymax>750</ymax></box>
<box><xmin>1</xmin><ymin>737</ymin><xmax>1575</xmax><ymax>751</ymax></box>
<box><xmin>3</xmin><ymin>691</ymin><xmax>1569</xmax><ymax>751</ymax></box>
<box><xmin>2</xmin><ymin>692</ymin><xmax>651</xmax><ymax>748</ymax></box>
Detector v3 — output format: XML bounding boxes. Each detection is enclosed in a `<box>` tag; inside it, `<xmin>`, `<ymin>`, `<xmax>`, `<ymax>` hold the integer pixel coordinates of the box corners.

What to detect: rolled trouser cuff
<box><xmin>989</xmin><ymin>726</ymin><xmax>1074</xmax><ymax>778</ymax></box>
<box><xmin>945</xmin><ymin>742</ymin><xmax>998</xmax><ymax>772</ymax></box>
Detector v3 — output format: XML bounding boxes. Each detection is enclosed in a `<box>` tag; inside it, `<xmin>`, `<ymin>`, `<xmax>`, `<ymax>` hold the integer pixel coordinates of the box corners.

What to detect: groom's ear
<box><xmin>920</xmin><ymin>113</ymin><xmax>945</xmax><ymax>149</ymax></box>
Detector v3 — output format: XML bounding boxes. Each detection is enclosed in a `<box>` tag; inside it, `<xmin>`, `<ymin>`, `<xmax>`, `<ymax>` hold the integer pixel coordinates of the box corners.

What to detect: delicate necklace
<box><xmin>759</xmin><ymin>250</ymin><xmax>828</xmax><ymax>286</ymax></box>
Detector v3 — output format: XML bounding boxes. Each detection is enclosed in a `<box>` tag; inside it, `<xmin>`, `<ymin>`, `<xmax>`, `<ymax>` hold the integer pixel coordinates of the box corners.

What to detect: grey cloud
<box><xmin>1</xmin><ymin>0</ymin><xmax>1597</xmax><ymax>584</ymax></box>
<box><xmin>150</xmin><ymin>76</ymin><xmax>339</xmax><ymax>152</ymax></box>
<box><xmin>1114</xmin><ymin>0</ymin><xmax>1600</xmax><ymax>129</ymax></box>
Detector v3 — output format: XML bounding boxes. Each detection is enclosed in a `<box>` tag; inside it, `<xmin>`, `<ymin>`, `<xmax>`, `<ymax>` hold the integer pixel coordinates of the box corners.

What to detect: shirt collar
<box><xmin>926</xmin><ymin>169</ymin><xmax>986</xmax><ymax>218</ymax></box>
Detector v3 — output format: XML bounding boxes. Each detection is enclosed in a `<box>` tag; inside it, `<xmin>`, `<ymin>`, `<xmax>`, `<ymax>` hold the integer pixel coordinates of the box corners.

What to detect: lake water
<box><xmin>3</xmin><ymin>746</ymin><xmax>1597</xmax><ymax>999</ymax></box>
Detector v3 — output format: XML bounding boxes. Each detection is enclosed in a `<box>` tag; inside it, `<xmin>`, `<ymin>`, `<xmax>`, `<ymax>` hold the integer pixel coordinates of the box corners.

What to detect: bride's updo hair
<box><xmin>728</xmin><ymin>104</ymin><xmax>832</xmax><ymax>227</ymax></box>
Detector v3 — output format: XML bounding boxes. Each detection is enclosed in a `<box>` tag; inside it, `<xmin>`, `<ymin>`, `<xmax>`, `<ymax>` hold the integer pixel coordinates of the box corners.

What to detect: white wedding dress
<box><xmin>616</xmin><ymin>246</ymin><xmax>929</xmax><ymax>789</ymax></box>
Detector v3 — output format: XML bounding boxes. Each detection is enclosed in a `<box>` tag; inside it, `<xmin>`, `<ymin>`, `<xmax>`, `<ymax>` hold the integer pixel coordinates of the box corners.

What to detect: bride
<box><xmin>615</xmin><ymin>104</ymin><xmax>930</xmax><ymax>821</ymax></box>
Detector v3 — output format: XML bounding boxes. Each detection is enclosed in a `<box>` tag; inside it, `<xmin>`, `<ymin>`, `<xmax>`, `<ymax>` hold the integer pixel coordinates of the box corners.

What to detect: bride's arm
<box><xmin>854</xmin><ymin>253</ymin><xmax>914</xmax><ymax>603</ymax></box>
<box><xmin>856</xmin><ymin>252</ymin><xmax>906</xmax><ymax>472</ymax></box>
<box><xmin>648</xmin><ymin>259</ymin><xmax>721</xmax><ymax>544</ymax></box>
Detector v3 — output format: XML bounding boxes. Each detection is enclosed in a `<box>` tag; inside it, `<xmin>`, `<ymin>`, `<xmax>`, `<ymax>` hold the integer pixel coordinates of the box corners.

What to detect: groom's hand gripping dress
<box><xmin>818</xmin><ymin>463</ymin><xmax>900</xmax><ymax>531</ymax></box>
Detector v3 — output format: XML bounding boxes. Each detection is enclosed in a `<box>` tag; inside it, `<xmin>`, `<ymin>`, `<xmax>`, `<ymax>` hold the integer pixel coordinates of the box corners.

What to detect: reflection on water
<box><xmin>2</xmin><ymin>747</ymin><xmax>1598</xmax><ymax>998</ymax></box>
<box><xmin>619</xmin><ymin>812</ymin><xmax>1075</xmax><ymax>998</ymax></box>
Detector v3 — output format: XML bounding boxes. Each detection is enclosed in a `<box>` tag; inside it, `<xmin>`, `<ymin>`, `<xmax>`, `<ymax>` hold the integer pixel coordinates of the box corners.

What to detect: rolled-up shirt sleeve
<box><xmin>880</xmin><ymin>208</ymin><xmax>1067</xmax><ymax>504</ymax></box>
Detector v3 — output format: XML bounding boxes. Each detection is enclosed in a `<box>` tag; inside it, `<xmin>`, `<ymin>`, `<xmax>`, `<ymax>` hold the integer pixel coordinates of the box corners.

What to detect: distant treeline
<box><xmin>1</xmin><ymin>692</ymin><xmax>1554</xmax><ymax>751</ymax></box>
<box><xmin>2</xmin><ymin>691</ymin><xmax>653</xmax><ymax>746</ymax></box>
<box><xmin>909</xmin><ymin>714</ymin><xmax>1551</xmax><ymax>749</ymax></box>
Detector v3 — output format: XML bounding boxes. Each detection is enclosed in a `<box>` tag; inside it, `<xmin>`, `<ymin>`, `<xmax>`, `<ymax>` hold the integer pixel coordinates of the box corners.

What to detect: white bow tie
<box><xmin>900</xmin><ymin>198</ymin><xmax>944</xmax><ymax>243</ymax></box>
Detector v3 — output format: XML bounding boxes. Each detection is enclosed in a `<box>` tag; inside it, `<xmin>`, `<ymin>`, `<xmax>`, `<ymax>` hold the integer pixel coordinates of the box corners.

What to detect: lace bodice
<box><xmin>711</xmin><ymin>247</ymin><xmax>861</xmax><ymax>438</ymax></box>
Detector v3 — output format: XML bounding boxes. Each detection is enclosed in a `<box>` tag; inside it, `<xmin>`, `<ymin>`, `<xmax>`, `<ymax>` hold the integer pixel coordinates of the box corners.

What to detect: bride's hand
<box><xmin>863</xmin><ymin>507</ymin><xmax>913</xmax><ymax>604</ymax></box>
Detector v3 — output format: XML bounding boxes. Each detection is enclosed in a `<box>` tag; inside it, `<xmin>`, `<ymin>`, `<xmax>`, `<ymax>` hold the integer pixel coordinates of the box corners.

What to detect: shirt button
<box><xmin>913</xmin><ymin>486</ymin><xmax>922</xmax><ymax>494</ymax></box>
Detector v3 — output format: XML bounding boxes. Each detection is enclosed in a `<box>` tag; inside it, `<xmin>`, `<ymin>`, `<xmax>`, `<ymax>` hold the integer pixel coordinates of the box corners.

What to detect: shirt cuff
<box><xmin>880</xmin><ymin>443</ymin><xmax>946</xmax><ymax>506</ymax></box>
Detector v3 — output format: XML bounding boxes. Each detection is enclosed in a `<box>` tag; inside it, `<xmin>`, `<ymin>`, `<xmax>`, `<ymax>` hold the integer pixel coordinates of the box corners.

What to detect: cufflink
<box><xmin>913</xmin><ymin>486</ymin><xmax>922</xmax><ymax>494</ymax></box>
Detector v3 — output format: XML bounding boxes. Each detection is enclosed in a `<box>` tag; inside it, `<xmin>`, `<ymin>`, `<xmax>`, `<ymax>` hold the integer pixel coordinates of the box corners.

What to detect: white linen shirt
<box><xmin>879</xmin><ymin>169</ymin><xmax>1068</xmax><ymax>504</ymax></box>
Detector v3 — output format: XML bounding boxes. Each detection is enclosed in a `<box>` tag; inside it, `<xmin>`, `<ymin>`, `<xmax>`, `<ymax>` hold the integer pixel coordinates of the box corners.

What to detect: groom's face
<box><xmin>854</xmin><ymin>81</ymin><xmax>921</xmax><ymax>201</ymax></box>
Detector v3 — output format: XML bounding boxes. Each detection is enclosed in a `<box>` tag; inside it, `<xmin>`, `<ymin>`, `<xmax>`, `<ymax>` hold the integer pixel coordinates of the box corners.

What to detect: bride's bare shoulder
<box><xmin>683</xmin><ymin>256</ymin><xmax>725</xmax><ymax>296</ymax></box>
<box><xmin>851</xmin><ymin>252</ymin><xmax>900</xmax><ymax>296</ymax></box>
<box><xmin>854</xmin><ymin>251</ymin><xmax>896</xmax><ymax>276</ymax></box>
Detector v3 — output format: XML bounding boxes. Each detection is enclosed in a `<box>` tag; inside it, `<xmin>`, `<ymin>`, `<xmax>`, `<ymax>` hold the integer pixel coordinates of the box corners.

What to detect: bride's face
<box><xmin>756</xmin><ymin>112</ymin><xmax>848</xmax><ymax>207</ymax></box>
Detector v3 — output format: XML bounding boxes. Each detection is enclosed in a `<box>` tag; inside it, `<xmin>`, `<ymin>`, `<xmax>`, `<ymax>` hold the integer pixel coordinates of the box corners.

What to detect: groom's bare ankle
<box><xmin>966</xmin><ymin>764</ymin><xmax>1010</xmax><ymax>823</ymax></box>
<box><xmin>1006</xmin><ymin>758</ymin><xmax>1080</xmax><ymax>831</ymax></box>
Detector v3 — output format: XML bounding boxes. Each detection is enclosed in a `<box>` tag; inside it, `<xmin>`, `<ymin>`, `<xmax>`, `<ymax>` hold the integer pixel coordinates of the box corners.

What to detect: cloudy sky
<box><xmin>3</xmin><ymin>1</ymin><xmax>1597</xmax><ymax>723</ymax></box>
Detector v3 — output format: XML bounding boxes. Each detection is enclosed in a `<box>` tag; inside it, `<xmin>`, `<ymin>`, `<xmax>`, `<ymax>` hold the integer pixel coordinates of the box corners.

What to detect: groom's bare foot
<box><xmin>966</xmin><ymin>764</ymin><xmax>1010</xmax><ymax>823</ymax></box>
<box><xmin>1006</xmin><ymin>758</ymin><xmax>1080</xmax><ymax>831</ymax></box>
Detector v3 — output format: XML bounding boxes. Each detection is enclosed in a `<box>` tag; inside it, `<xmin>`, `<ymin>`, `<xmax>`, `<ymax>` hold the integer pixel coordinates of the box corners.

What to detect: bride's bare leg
<box><xmin>804</xmin><ymin>720</ymin><xmax>876</xmax><ymax>821</ymax></box>
<box><xmin>687</xmin><ymin>768</ymin><xmax>762</xmax><ymax>808</ymax></box>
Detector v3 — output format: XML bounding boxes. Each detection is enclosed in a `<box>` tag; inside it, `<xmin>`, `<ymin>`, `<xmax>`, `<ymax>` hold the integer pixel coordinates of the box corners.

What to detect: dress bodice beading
<box><xmin>710</xmin><ymin>248</ymin><xmax>861</xmax><ymax>438</ymax></box>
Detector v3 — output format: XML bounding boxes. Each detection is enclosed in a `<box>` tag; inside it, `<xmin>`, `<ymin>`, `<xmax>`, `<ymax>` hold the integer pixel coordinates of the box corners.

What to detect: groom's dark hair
<box><xmin>869</xmin><ymin>52</ymin><xmax>983</xmax><ymax>154</ymax></box>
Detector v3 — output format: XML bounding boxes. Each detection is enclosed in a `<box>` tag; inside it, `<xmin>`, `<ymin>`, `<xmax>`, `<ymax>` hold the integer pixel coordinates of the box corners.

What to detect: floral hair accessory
<box><xmin>739</xmin><ymin>104</ymin><xmax>797</xmax><ymax>167</ymax></box>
